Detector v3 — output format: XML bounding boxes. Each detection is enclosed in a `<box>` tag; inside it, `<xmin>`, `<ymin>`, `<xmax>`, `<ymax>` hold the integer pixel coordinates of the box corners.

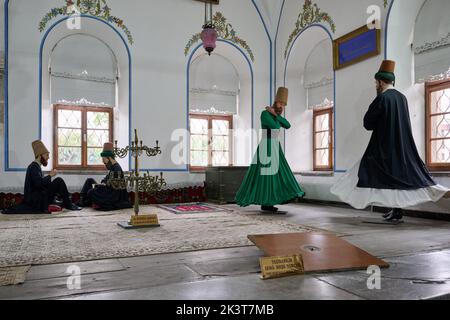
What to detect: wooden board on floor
<box><xmin>248</xmin><ymin>233</ymin><xmax>389</xmax><ymax>273</ymax></box>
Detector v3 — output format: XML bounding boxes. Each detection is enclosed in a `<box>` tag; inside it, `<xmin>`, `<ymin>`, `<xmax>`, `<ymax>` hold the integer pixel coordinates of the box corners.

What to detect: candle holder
<box><xmin>113</xmin><ymin>129</ymin><xmax>166</xmax><ymax>229</ymax></box>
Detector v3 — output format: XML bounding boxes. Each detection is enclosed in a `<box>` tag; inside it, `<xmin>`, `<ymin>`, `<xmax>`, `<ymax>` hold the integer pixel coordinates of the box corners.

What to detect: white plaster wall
<box><xmin>1</xmin><ymin>0</ymin><xmax>270</xmax><ymax>190</ymax></box>
<box><xmin>284</xmin><ymin>27</ymin><xmax>328</xmax><ymax>173</ymax></box>
<box><xmin>387</xmin><ymin>0</ymin><xmax>425</xmax><ymax>157</ymax></box>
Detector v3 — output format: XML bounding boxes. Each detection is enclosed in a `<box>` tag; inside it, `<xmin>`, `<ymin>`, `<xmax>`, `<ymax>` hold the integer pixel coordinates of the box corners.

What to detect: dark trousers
<box><xmin>48</xmin><ymin>177</ymin><xmax>73</xmax><ymax>208</ymax></box>
<box><xmin>79</xmin><ymin>178</ymin><xmax>98</xmax><ymax>206</ymax></box>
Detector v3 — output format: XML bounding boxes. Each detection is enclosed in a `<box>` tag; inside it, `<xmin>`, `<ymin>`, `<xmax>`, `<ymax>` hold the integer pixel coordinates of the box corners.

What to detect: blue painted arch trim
<box><xmin>251</xmin><ymin>0</ymin><xmax>273</xmax><ymax>103</ymax></box>
<box><xmin>385</xmin><ymin>0</ymin><xmax>395</xmax><ymax>60</ymax></box>
<box><xmin>282</xmin><ymin>24</ymin><xmax>342</xmax><ymax>173</ymax></box>
<box><xmin>274</xmin><ymin>0</ymin><xmax>286</xmax><ymax>93</ymax></box>
<box><xmin>3</xmin><ymin>0</ymin><xmax>11</xmax><ymax>170</ymax></box>
<box><xmin>186</xmin><ymin>39</ymin><xmax>255</xmax><ymax>158</ymax></box>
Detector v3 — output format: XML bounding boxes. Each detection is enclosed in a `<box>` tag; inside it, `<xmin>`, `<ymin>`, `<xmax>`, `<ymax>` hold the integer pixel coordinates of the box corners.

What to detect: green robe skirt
<box><xmin>235</xmin><ymin>111</ymin><xmax>305</xmax><ymax>207</ymax></box>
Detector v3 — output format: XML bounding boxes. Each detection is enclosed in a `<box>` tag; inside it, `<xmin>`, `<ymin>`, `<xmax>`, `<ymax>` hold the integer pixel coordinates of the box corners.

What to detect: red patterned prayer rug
<box><xmin>157</xmin><ymin>203</ymin><xmax>229</xmax><ymax>214</ymax></box>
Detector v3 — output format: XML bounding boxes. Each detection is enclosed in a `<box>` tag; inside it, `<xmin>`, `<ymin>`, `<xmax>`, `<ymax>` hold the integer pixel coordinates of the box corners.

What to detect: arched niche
<box><xmin>40</xmin><ymin>16</ymin><xmax>131</xmax><ymax>170</ymax></box>
<box><xmin>189</xmin><ymin>53</ymin><xmax>239</xmax><ymax>115</ymax></box>
<box><xmin>305</xmin><ymin>39</ymin><xmax>334</xmax><ymax>109</ymax></box>
<box><xmin>187</xmin><ymin>40</ymin><xmax>254</xmax><ymax>166</ymax></box>
<box><xmin>414</xmin><ymin>0</ymin><xmax>450</xmax><ymax>83</ymax></box>
<box><xmin>283</xmin><ymin>26</ymin><xmax>334</xmax><ymax>172</ymax></box>
<box><xmin>386</xmin><ymin>0</ymin><xmax>425</xmax><ymax>89</ymax></box>
<box><xmin>50</xmin><ymin>34</ymin><xmax>117</xmax><ymax>106</ymax></box>
<box><xmin>386</xmin><ymin>0</ymin><xmax>450</xmax><ymax>159</ymax></box>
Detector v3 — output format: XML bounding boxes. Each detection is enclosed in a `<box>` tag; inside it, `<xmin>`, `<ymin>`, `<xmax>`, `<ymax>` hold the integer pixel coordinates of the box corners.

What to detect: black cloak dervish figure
<box><xmin>2</xmin><ymin>140</ymin><xmax>81</xmax><ymax>214</ymax></box>
<box><xmin>331</xmin><ymin>60</ymin><xmax>449</xmax><ymax>221</ymax></box>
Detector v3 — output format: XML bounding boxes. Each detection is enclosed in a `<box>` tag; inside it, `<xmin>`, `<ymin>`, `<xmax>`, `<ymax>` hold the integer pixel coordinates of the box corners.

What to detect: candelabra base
<box><xmin>117</xmin><ymin>214</ymin><xmax>160</xmax><ymax>229</ymax></box>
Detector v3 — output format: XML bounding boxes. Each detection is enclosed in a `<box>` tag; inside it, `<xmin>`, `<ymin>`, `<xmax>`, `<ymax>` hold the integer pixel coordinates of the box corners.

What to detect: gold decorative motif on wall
<box><xmin>39</xmin><ymin>0</ymin><xmax>134</xmax><ymax>45</ymax></box>
<box><xmin>284</xmin><ymin>0</ymin><xmax>336</xmax><ymax>59</ymax></box>
<box><xmin>185</xmin><ymin>12</ymin><xmax>255</xmax><ymax>62</ymax></box>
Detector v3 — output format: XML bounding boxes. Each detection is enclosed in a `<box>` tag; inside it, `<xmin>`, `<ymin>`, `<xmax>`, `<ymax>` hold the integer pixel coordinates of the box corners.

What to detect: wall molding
<box><xmin>416</xmin><ymin>68</ymin><xmax>450</xmax><ymax>83</ymax></box>
<box><xmin>55</xmin><ymin>98</ymin><xmax>113</xmax><ymax>107</ymax></box>
<box><xmin>415</xmin><ymin>32</ymin><xmax>450</xmax><ymax>55</ymax></box>
<box><xmin>304</xmin><ymin>76</ymin><xmax>334</xmax><ymax>89</ymax></box>
<box><xmin>190</xmin><ymin>87</ymin><xmax>237</xmax><ymax>97</ymax></box>
<box><xmin>51</xmin><ymin>71</ymin><xmax>116</xmax><ymax>84</ymax></box>
<box><xmin>190</xmin><ymin>107</ymin><xmax>234</xmax><ymax>115</ymax></box>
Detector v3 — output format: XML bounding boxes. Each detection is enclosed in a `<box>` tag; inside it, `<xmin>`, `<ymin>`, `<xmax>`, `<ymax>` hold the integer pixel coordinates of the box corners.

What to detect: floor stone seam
<box><xmin>378</xmin><ymin>246</ymin><xmax>450</xmax><ymax>260</ymax></box>
<box><xmin>182</xmin><ymin>263</ymin><xmax>210</xmax><ymax>280</ymax></box>
<box><xmin>24</xmin><ymin>268</ymin><xmax>127</xmax><ymax>282</ymax></box>
<box><xmin>314</xmin><ymin>277</ymin><xmax>369</xmax><ymax>300</ymax></box>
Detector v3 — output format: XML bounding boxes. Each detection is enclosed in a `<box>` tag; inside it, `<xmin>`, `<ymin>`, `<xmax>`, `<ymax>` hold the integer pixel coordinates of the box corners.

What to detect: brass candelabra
<box><xmin>111</xmin><ymin>129</ymin><xmax>166</xmax><ymax>221</ymax></box>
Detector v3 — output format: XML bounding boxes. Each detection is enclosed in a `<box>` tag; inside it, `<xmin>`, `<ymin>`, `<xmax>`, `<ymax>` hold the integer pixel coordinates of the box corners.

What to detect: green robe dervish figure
<box><xmin>235</xmin><ymin>87</ymin><xmax>305</xmax><ymax>213</ymax></box>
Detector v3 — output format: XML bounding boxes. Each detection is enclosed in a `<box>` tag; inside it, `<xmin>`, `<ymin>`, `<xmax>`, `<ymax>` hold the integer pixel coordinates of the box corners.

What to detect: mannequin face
<box><xmin>40</xmin><ymin>153</ymin><xmax>49</xmax><ymax>167</ymax></box>
<box><xmin>375</xmin><ymin>80</ymin><xmax>389</xmax><ymax>95</ymax></box>
<box><xmin>376</xmin><ymin>80</ymin><xmax>382</xmax><ymax>95</ymax></box>
<box><xmin>273</xmin><ymin>101</ymin><xmax>286</xmax><ymax>115</ymax></box>
<box><xmin>102</xmin><ymin>157</ymin><xmax>114</xmax><ymax>170</ymax></box>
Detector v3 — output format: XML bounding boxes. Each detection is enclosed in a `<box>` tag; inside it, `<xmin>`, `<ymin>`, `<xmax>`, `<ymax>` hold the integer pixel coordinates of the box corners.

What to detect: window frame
<box><xmin>425</xmin><ymin>79</ymin><xmax>450</xmax><ymax>172</ymax></box>
<box><xmin>53</xmin><ymin>104</ymin><xmax>114</xmax><ymax>171</ymax></box>
<box><xmin>189</xmin><ymin>114</ymin><xmax>233</xmax><ymax>172</ymax></box>
<box><xmin>313</xmin><ymin>107</ymin><xmax>334</xmax><ymax>172</ymax></box>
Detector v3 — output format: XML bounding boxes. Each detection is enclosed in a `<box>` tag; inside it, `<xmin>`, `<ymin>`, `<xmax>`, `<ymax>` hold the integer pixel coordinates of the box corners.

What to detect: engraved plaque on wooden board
<box><xmin>260</xmin><ymin>254</ymin><xmax>304</xmax><ymax>280</ymax></box>
<box><xmin>248</xmin><ymin>233</ymin><xmax>389</xmax><ymax>273</ymax></box>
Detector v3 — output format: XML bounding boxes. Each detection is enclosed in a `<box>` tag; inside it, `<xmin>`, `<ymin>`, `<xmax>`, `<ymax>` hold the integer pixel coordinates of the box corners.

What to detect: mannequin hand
<box><xmin>266</xmin><ymin>107</ymin><xmax>278</xmax><ymax>117</ymax></box>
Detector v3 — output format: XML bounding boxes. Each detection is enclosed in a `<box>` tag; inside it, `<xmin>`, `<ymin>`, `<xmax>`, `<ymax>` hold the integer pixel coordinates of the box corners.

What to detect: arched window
<box><xmin>189</xmin><ymin>53</ymin><xmax>239</xmax><ymax>170</ymax></box>
<box><xmin>414</xmin><ymin>0</ymin><xmax>450</xmax><ymax>170</ymax></box>
<box><xmin>284</xmin><ymin>27</ymin><xmax>335</xmax><ymax>173</ymax></box>
<box><xmin>305</xmin><ymin>39</ymin><xmax>334</xmax><ymax>171</ymax></box>
<box><xmin>50</xmin><ymin>34</ymin><xmax>117</xmax><ymax>170</ymax></box>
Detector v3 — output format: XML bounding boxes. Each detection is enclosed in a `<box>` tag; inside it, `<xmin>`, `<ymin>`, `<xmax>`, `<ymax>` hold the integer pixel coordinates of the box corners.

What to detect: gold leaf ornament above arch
<box><xmin>38</xmin><ymin>0</ymin><xmax>134</xmax><ymax>45</ymax></box>
<box><xmin>284</xmin><ymin>0</ymin><xmax>336</xmax><ymax>59</ymax></box>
